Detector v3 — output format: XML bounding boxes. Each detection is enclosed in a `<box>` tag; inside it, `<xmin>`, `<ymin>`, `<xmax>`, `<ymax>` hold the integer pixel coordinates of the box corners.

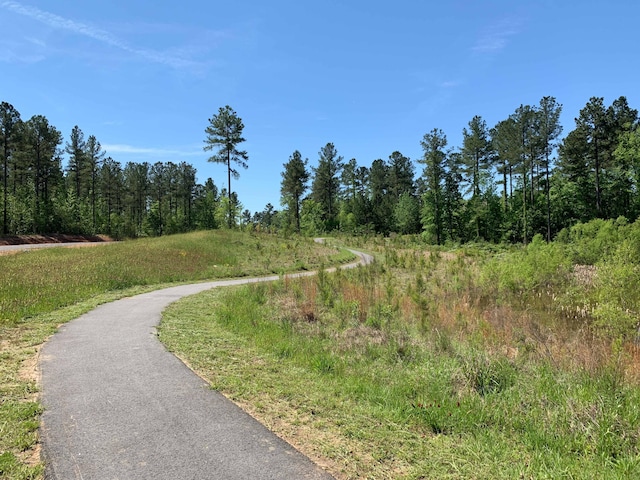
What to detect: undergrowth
<box><xmin>162</xmin><ymin>220</ymin><xmax>640</xmax><ymax>479</ymax></box>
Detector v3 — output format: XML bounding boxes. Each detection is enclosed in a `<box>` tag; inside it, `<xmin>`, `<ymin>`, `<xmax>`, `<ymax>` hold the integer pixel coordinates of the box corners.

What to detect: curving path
<box><xmin>39</xmin><ymin>248</ymin><xmax>373</xmax><ymax>480</ymax></box>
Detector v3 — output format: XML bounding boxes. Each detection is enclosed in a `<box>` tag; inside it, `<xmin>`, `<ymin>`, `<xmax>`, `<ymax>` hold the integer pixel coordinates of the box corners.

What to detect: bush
<box><xmin>480</xmin><ymin>234</ymin><xmax>571</xmax><ymax>295</ymax></box>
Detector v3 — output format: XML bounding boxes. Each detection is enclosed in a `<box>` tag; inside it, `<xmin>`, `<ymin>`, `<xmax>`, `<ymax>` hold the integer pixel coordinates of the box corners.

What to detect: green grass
<box><xmin>6</xmin><ymin>226</ymin><xmax>640</xmax><ymax>479</ymax></box>
<box><xmin>0</xmin><ymin>230</ymin><xmax>353</xmax><ymax>480</ymax></box>
<box><xmin>160</xmin><ymin>238</ymin><xmax>640</xmax><ymax>479</ymax></box>
<box><xmin>0</xmin><ymin>230</ymin><xmax>352</xmax><ymax>327</ymax></box>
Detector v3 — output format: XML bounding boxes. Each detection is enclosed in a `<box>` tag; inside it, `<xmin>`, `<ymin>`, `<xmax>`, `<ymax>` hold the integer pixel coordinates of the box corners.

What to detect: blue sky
<box><xmin>1</xmin><ymin>0</ymin><xmax>639</xmax><ymax>214</ymax></box>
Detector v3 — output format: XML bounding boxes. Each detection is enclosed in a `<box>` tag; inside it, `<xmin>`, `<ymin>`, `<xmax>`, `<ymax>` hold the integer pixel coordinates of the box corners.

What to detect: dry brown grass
<box><xmin>290</xmin><ymin>244</ymin><xmax>640</xmax><ymax>386</ymax></box>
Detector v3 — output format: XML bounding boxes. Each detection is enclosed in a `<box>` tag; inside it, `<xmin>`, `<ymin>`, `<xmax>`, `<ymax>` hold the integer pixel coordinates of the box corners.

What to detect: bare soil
<box><xmin>0</xmin><ymin>233</ymin><xmax>112</xmax><ymax>246</ymax></box>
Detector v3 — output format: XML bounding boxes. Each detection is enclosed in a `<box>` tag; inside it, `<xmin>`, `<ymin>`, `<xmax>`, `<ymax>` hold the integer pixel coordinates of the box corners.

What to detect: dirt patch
<box><xmin>18</xmin><ymin>345</ymin><xmax>41</xmax><ymax>392</ymax></box>
<box><xmin>0</xmin><ymin>233</ymin><xmax>112</xmax><ymax>246</ymax></box>
<box><xmin>17</xmin><ymin>441</ymin><xmax>42</xmax><ymax>467</ymax></box>
<box><xmin>337</xmin><ymin>325</ymin><xmax>387</xmax><ymax>352</ymax></box>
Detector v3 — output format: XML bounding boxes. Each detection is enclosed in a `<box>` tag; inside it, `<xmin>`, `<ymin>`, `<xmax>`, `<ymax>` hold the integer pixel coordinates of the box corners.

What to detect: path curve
<box><xmin>39</xmin><ymin>248</ymin><xmax>373</xmax><ymax>479</ymax></box>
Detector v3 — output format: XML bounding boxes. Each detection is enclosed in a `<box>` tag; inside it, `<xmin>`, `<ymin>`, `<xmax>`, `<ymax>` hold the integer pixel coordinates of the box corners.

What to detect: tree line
<box><xmin>2</xmin><ymin>96</ymin><xmax>639</xmax><ymax>243</ymax></box>
<box><xmin>277</xmin><ymin>95</ymin><xmax>640</xmax><ymax>243</ymax></box>
<box><xmin>0</xmin><ymin>101</ymin><xmax>238</xmax><ymax>238</ymax></box>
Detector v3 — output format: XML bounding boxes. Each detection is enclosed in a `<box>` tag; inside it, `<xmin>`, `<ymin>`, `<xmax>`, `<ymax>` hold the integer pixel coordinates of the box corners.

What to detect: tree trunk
<box><xmin>545</xmin><ymin>158</ymin><xmax>551</xmax><ymax>242</ymax></box>
<box><xmin>3</xmin><ymin>142</ymin><xmax>7</xmax><ymax>234</ymax></box>
<box><xmin>227</xmin><ymin>151</ymin><xmax>232</xmax><ymax>228</ymax></box>
<box><xmin>594</xmin><ymin>137</ymin><xmax>602</xmax><ymax>216</ymax></box>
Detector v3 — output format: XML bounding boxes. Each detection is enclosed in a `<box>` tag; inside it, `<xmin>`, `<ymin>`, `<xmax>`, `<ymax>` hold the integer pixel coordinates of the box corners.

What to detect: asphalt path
<box><xmin>39</xmin><ymin>248</ymin><xmax>373</xmax><ymax>479</ymax></box>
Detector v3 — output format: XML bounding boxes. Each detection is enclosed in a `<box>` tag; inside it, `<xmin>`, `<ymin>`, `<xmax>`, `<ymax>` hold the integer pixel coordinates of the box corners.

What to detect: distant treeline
<box><xmin>275</xmin><ymin>95</ymin><xmax>640</xmax><ymax>243</ymax></box>
<box><xmin>2</xmin><ymin>95</ymin><xmax>640</xmax><ymax>242</ymax></box>
<box><xmin>0</xmin><ymin>102</ymin><xmax>229</xmax><ymax>238</ymax></box>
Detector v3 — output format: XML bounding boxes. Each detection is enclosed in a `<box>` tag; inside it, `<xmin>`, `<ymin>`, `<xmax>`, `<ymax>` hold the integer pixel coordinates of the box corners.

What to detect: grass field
<box><xmin>0</xmin><ymin>231</ymin><xmax>352</xmax><ymax>479</ymax></box>
<box><xmin>160</xmin><ymin>235</ymin><xmax>640</xmax><ymax>479</ymax></box>
<box><xmin>4</xmin><ymin>224</ymin><xmax>640</xmax><ymax>479</ymax></box>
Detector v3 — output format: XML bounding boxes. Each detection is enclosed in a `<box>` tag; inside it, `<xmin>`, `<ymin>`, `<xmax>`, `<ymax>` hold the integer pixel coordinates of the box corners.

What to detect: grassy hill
<box><xmin>0</xmin><ymin>230</ymin><xmax>352</xmax><ymax>479</ymax></box>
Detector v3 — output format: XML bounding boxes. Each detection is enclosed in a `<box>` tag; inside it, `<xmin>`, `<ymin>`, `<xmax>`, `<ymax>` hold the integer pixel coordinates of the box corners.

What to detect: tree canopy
<box><xmin>203</xmin><ymin>105</ymin><xmax>248</xmax><ymax>228</ymax></box>
<box><xmin>3</xmin><ymin>94</ymin><xmax>640</xmax><ymax>244</ymax></box>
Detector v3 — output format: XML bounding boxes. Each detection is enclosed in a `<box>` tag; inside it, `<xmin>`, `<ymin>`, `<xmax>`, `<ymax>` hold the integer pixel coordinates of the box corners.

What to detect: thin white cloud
<box><xmin>103</xmin><ymin>143</ymin><xmax>202</xmax><ymax>158</ymax></box>
<box><xmin>25</xmin><ymin>36</ymin><xmax>46</xmax><ymax>48</ymax></box>
<box><xmin>472</xmin><ymin>17</ymin><xmax>521</xmax><ymax>53</ymax></box>
<box><xmin>440</xmin><ymin>80</ymin><xmax>462</xmax><ymax>88</ymax></box>
<box><xmin>0</xmin><ymin>42</ymin><xmax>44</xmax><ymax>63</ymax></box>
<box><xmin>1</xmin><ymin>1</ymin><xmax>200</xmax><ymax>69</ymax></box>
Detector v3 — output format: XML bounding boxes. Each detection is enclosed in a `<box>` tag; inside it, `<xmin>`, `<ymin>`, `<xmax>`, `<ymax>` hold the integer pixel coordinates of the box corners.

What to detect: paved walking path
<box><xmin>39</xmin><ymin>249</ymin><xmax>373</xmax><ymax>479</ymax></box>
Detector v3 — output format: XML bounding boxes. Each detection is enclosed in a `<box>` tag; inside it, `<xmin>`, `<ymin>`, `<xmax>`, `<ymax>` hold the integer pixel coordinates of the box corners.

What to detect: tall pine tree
<box><xmin>203</xmin><ymin>106</ymin><xmax>248</xmax><ymax>228</ymax></box>
<box><xmin>311</xmin><ymin>142</ymin><xmax>343</xmax><ymax>230</ymax></box>
<box><xmin>0</xmin><ymin>102</ymin><xmax>21</xmax><ymax>234</ymax></box>
<box><xmin>281</xmin><ymin>150</ymin><xmax>309</xmax><ymax>233</ymax></box>
<box><xmin>419</xmin><ymin>129</ymin><xmax>448</xmax><ymax>244</ymax></box>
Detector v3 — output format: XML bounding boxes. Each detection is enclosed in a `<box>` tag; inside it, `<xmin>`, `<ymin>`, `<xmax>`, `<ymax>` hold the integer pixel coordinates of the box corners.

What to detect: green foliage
<box><xmin>590</xmin><ymin>228</ymin><xmax>640</xmax><ymax>339</ymax></box>
<box><xmin>310</xmin><ymin>143</ymin><xmax>343</xmax><ymax>230</ymax></box>
<box><xmin>299</xmin><ymin>199</ymin><xmax>325</xmax><ymax>235</ymax></box>
<box><xmin>3</xmin><ymin>93</ymin><xmax>640</xmax><ymax>242</ymax></box>
<box><xmin>280</xmin><ymin>150</ymin><xmax>309</xmax><ymax>233</ymax></box>
<box><xmin>0</xmin><ymin>101</ymin><xmax>225</xmax><ymax>238</ymax></box>
<box><xmin>203</xmin><ymin>105</ymin><xmax>248</xmax><ymax>229</ymax></box>
<box><xmin>558</xmin><ymin>218</ymin><xmax>623</xmax><ymax>264</ymax></box>
<box><xmin>481</xmin><ymin>233</ymin><xmax>571</xmax><ymax>295</ymax></box>
<box><xmin>214</xmin><ymin>193</ymin><xmax>242</xmax><ymax>229</ymax></box>
<box><xmin>0</xmin><ymin>231</ymin><xmax>349</xmax><ymax>327</ymax></box>
<box><xmin>460</xmin><ymin>350</ymin><xmax>517</xmax><ymax>396</ymax></box>
<box><xmin>419</xmin><ymin>128</ymin><xmax>448</xmax><ymax>244</ymax></box>
<box><xmin>392</xmin><ymin>192</ymin><xmax>420</xmax><ymax>234</ymax></box>
<box><xmin>161</xmin><ymin>238</ymin><xmax>640</xmax><ymax>478</ymax></box>
<box><xmin>461</xmin><ymin>115</ymin><xmax>492</xmax><ymax>198</ymax></box>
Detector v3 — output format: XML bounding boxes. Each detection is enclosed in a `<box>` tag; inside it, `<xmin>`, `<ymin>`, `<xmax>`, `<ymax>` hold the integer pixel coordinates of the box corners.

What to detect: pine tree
<box><xmin>65</xmin><ymin>126</ymin><xmax>86</xmax><ymax>199</ymax></box>
<box><xmin>177</xmin><ymin>162</ymin><xmax>197</xmax><ymax>229</ymax></box>
<box><xmin>387</xmin><ymin>151</ymin><xmax>415</xmax><ymax>199</ymax></box>
<box><xmin>99</xmin><ymin>157</ymin><xmax>123</xmax><ymax>235</ymax></box>
<box><xmin>84</xmin><ymin>135</ymin><xmax>105</xmax><ymax>232</ymax></box>
<box><xmin>368</xmin><ymin>158</ymin><xmax>392</xmax><ymax>232</ymax></box>
<box><xmin>341</xmin><ymin>158</ymin><xmax>358</xmax><ymax>202</ymax></box>
<box><xmin>0</xmin><ymin>102</ymin><xmax>21</xmax><ymax>234</ymax></box>
<box><xmin>462</xmin><ymin>115</ymin><xmax>493</xmax><ymax>238</ymax></box>
<box><xmin>280</xmin><ymin>150</ymin><xmax>309</xmax><ymax>233</ymax></box>
<box><xmin>461</xmin><ymin>115</ymin><xmax>492</xmax><ymax>197</ymax></box>
<box><xmin>604</xmin><ymin>96</ymin><xmax>638</xmax><ymax>218</ymax></box>
<box><xmin>511</xmin><ymin>104</ymin><xmax>540</xmax><ymax>243</ymax></box>
<box><xmin>614</xmin><ymin>125</ymin><xmax>640</xmax><ymax>217</ymax></box>
<box><xmin>203</xmin><ymin>106</ymin><xmax>248</xmax><ymax>228</ymax></box>
<box><xmin>419</xmin><ymin>128</ymin><xmax>448</xmax><ymax>244</ymax></box>
<box><xmin>538</xmin><ymin>96</ymin><xmax>562</xmax><ymax>241</ymax></box>
<box><xmin>123</xmin><ymin>161</ymin><xmax>149</xmax><ymax>234</ymax></box>
<box><xmin>443</xmin><ymin>151</ymin><xmax>466</xmax><ymax>242</ymax></box>
<box><xmin>577</xmin><ymin>97</ymin><xmax>608</xmax><ymax>216</ymax></box>
<box><xmin>311</xmin><ymin>142</ymin><xmax>343</xmax><ymax>230</ymax></box>
<box><xmin>22</xmin><ymin>115</ymin><xmax>62</xmax><ymax>232</ymax></box>
<box><xmin>490</xmin><ymin>117</ymin><xmax>519</xmax><ymax>210</ymax></box>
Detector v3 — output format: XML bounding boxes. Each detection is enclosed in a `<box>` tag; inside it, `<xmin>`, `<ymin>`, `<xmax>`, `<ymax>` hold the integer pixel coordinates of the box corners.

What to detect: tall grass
<box><xmin>162</xmin><ymin>226</ymin><xmax>640</xmax><ymax>479</ymax></box>
<box><xmin>0</xmin><ymin>230</ymin><xmax>349</xmax><ymax>327</ymax></box>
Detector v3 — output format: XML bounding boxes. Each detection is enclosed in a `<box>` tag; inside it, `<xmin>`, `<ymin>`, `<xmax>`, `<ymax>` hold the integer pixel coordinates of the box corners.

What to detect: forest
<box><xmin>1</xmin><ymin>95</ymin><xmax>639</xmax><ymax>243</ymax></box>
